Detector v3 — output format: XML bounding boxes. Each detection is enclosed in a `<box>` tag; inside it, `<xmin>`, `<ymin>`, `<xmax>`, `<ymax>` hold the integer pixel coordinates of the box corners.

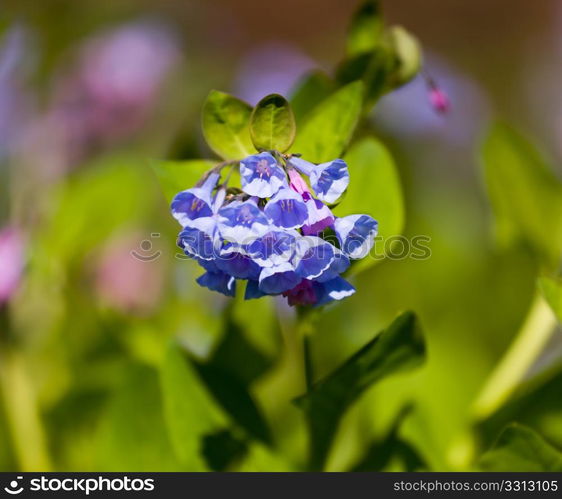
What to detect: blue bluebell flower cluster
<box><xmin>171</xmin><ymin>151</ymin><xmax>378</xmax><ymax>306</ymax></box>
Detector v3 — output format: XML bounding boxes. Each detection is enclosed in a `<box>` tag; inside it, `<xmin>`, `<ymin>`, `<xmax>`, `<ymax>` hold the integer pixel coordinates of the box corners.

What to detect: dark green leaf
<box><xmin>539</xmin><ymin>277</ymin><xmax>562</xmax><ymax>323</ymax></box>
<box><xmin>338</xmin><ymin>137</ymin><xmax>404</xmax><ymax>274</ymax></box>
<box><xmin>479</xmin><ymin>424</ymin><xmax>562</xmax><ymax>471</ymax></box>
<box><xmin>336</xmin><ymin>49</ymin><xmax>394</xmax><ymax>105</ymax></box>
<box><xmin>250</xmin><ymin>94</ymin><xmax>296</xmax><ymax>152</ymax></box>
<box><xmin>346</xmin><ymin>1</ymin><xmax>384</xmax><ymax>56</ymax></box>
<box><xmin>201</xmin><ymin>429</ymin><xmax>248</xmax><ymax>471</ymax></box>
<box><xmin>210</xmin><ymin>314</ymin><xmax>273</xmax><ymax>386</ymax></box>
<box><xmin>194</xmin><ymin>362</ymin><xmax>272</xmax><ymax>444</ymax></box>
<box><xmin>482</xmin><ymin>124</ymin><xmax>562</xmax><ymax>269</ymax></box>
<box><xmin>291</xmin><ymin>81</ymin><xmax>364</xmax><ymax>163</ymax></box>
<box><xmin>202</xmin><ymin>90</ymin><xmax>255</xmax><ymax>160</ymax></box>
<box><xmin>290</xmin><ymin>71</ymin><xmax>335</xmax><ymax>124</ymax></box>
<box><xmin>150</xmin><ymin>159</ymin><xmax>214</xmax><ymax>204</ymax></box>
<box><xmin>295</xmin><ymin>312</ymin><xmax>426</xmax><ymax>469</ymax></box>
<box><xmin>351</xmin><ymin>405</ymin><xmax>423</xmax><ymax>471</ymax></box>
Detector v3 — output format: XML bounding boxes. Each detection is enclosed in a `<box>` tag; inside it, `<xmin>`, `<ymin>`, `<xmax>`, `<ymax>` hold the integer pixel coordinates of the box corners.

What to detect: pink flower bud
<box><xmin>428</xmin><ymin>86</ymin><xmax>450</xmax><ymax>114</ymax></box>
<box><xmin>287</xmin><ymin>167</ymin><xmax>311</xmax><ymax>196</ymax></box>
<box><xmin>0</xmin><ymin>226</ymin><xmax>24</xmax><ymax>304</ymax></box>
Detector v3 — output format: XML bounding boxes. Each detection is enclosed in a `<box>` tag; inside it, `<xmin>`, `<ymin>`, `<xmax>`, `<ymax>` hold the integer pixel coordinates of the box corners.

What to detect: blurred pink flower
<box><xmin>94</xmin><ymin>232</ymin><xmax>165</xmax><ymax>315</ymax></box>
<box><xmin>48</xmin><ymin>21</ymin><xmax>180</xmax><ymax>164</ymax></box>
<box><xmin>234</xmin><ymin>43</ymin><xmax>316</xmax><ymax>105</ymax></box>
<box><xmin>428</xmin><ymin>85</ymin><xmax>451</xmax><ymax>114</ymax></box>
<box><xmin>0</xmin><ymin>226</ymin><xmax>24</xmax><ymax>304</ymax></box>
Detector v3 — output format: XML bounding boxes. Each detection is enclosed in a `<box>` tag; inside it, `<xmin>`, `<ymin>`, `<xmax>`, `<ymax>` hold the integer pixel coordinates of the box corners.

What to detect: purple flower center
<box><xmin>256</xmin><ymin>159</ymin><xmax>272</xmax><ymax>177</ymax></box>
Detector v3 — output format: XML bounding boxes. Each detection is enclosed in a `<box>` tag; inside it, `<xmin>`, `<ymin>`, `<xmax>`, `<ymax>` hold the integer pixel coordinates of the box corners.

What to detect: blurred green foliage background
<box><xmin>0</xmin><ymin>0</ymin><xmax>561</xmax><ymax>471</ymax></box>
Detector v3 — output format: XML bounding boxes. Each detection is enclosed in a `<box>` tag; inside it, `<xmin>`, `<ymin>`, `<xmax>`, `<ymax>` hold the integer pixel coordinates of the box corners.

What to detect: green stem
<box><xmin>471</xmin><ymin>291</ymin><xmax>557</xmax><ymax>421</ymax></box>
<box><xmin>0</xmin><ymin>307</ymin><xmax>52</xmax><ymax>471</ymax></box>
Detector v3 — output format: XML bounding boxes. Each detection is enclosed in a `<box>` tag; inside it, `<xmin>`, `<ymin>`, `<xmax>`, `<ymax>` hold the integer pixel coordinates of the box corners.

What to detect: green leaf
<box><xmin>482</xmin><ymin>124</ymin><xmax>562</xmax><ymax>269</ymax></box>
<box><xmin>539</xmin><ymin>277</ymin><xmax>562</xmax><ymax>323</ymax></box>
<box><xmin>291</xmin><ymin>81</ymin><xmax>364</xmax><ymax>163</ymax></box>
<box><xmin>235</xmin><ymin>443</ymin><xmax>296</xmax><ymax>472</ymax></box>
<box><xmin>295</xmin><ymin>311</ymin><xmax>426</xmax><ymax>470</ymax></box>
<box><xmin>193</xmin><ymin>362</ymin><xmax>272</xmax><ymax>444</ymax></box>
<box><xmin>159</xmin><ymin>342</ymin><xmax>228</xmax><ymax>470</ymax></box>
<box><xmin>386</xmin><ymin>25</ymin><xmax>422</xmax><ymax>86</ymax></box>
<box><xmin>336</xmin><ymin>49</ymin><xmax>394</xmax><ymax>106</ymax></box>
<box><xmin>346</xmin><ymin>1</ymin><xmax>384</xmax><ymax>56</ymax></box>
<box><xmin>95</xmin><ymin>364</ymin><xmax>181</xmax><ymax>470</ymax></box>
<box><xmin>337</xmin><ymin>137</ymin><xmax>404</xmax><ymax>274</ymax></box>
<box><xmin>290</xmin><ymin>71</ymin><xmax>335</xmax><ymax>124</ymax></box>
<box><xmin>249</xmin><ymin>94</ymin><xmax>296</xmax><ymax>152</ymax></box>
<box><xmin>150</xmin><ymin>159</ymin><xmax>215</xmax><ymax>204</ymax></box>
<box><xmin>479</xmin><ymin>424</ymin><xmax>562</xmax><ymax>471</ymax></box>
<box><xmin>202</xmin><ymin>90</ymin><xmax>255</xmax><ymax>160</ymax></box>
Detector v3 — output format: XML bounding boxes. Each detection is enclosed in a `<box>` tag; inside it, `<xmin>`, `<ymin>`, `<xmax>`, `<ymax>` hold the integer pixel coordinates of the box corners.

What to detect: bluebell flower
<box><xmin>171</xmin><ymin>172</ymin><xmax>219</xmax><ymax>227</ymax></box>
<box><xmin>334</xmin><ymin>214</ymin><xmax>378</xmax><ymax>259</ymax></box>
<box><xmin>244</xmin><ymin>279</ymin><xmax>267</xmax><ymax>300</ymax></box>
<box><xmin>170</xmin><ymin>145</ymin><xmax>377</xmax><ymax>308</ymax></box>
<box><xmin>218</xmin><ymin>198</ymin><xmax>270</xmax><ymax>244</ymax></box>
<box><xmin>294</xmin><ymin>236</ymin><xmax>336</xmax><ymax>280</ymax></box>
<box><xmin>312</xmin><ymin>276</ymin><xmax>355</xmax><ymax>306</ymax></box>
<box><xmin>302</xmin><ymin>196</ymin><xmax>335</xmax><ymax>236</ymax></box>
<box><xmin>290</xmin><ymin>157</ymin><xmax>350</xmax><ymax>204</ymax></box>
<box><xmin>196</xmin><ymin>271</ymin><xmax>236</xmax><ymax>297</ymax></box>
<box><xmin>258</xmin><ymin>262</ymin><xmax>301</xmax><ymax>294</ymax></box>
<box><xmin>264</xmin><ymin>188</ymin><xmax>308</xmax><ymax>229</ymax></box>
<box><xmin>240</xmin><ymin>152</ymin><xmax>287</xmax><ymax>198</ymax></box>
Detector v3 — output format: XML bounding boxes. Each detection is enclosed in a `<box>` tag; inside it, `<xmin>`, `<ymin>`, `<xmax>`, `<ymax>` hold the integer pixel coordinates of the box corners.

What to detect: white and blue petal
<box><xmin>294</xmin><ymin>236</ymin><xmax>336</xmax><ymax>280</ymax></box>
<box><xmin>334</xmin><ymin>214</ymin><xmax>378</xmax><ymax>259</ymax></box>
<box><xmin>264</xmin><ymin>188</ymin><xmax>308</xmax><ymax>229</ymax></box>
<box><xmin>302</xmin><ymin>197</ymin><xmax>335</xmax><ymax>235</ymax></box>
<box><xmin>216</xmin><ymin>245</ymin><xmax>261</xmax><ymax>280</ymax></box>
<box><xmin>313</xmin><ymin>276</ymin><xmax>356</xmax><ymax>306</ymax></box>
<box><xmin>177</xmin><ymin>222</ymin><xmax>219</xmax><ymax>261</ymax></box>
<box><xmin>171</xmin><ymin>172</ymin><xmax>219</xmax><ymax>226</ymax></box>
<box><xmin>218</xmin><ymin>199</ymin><xmax>270</xmax><ymax>244</ymax></box>
<box><xmin>245</xmin><ymin>229</ymin><xmax>298</xmax><ymax>267</ymax></box>
<box><xmin>314</xmin><ymin>247</ymin><xmax>350</xmax><ymax>283</ymax></box>
<box><xmin>244</xmin><ymin>280</ymin><xmax>267</xmax><ymax>300</ymax></box>
<box><xmin>196</xmin><ymin>271</ymin><xmax>236</xmax><ymax>297</ymax></box>
<box><xmin>258</xmin><ymin>262</ymin><xmax>301</xmax><ymax>294</ymax></box>
<box><xmin>309</xmin><ymin>159</ymin><xmax>349</xmax><ymax>204</ymax></box>
<box><xmin>288</xmin><ymin>156</ymin><xmax>314</xmax><ymax>176</ymax></box>
<box><xmin>240</xmin><ymin>152</ymin><xmax>288</xmax><ymax>198</ymax></box>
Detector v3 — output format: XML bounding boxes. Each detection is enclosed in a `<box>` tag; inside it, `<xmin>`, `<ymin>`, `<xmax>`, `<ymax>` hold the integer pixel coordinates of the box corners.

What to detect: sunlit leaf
<box><xmin>337</xmin><ymin>137</ymin><xmax>404</xmax><ymax>274</ymax></box>
<box><xmin>290</xmin><ymin>71</ymin><xmax>335</xmax><ymax>124</ymax></box>
<box><xmin>386</xmin><ymin>25</ymin><xmax>422</xmax><ymax>86</ymax></box>
<box><xmin>291</xmin><ymin>81</ymin><xmax>364</xmax><ymax>163</ymax></box>
<box><xmin>250</xmin><ymin>94</ymin><xmax>295</xmax><ymax>153</ymax></box>
<box><xmin>539</xmin><ymin>277</ymin><xmax>562</xmax><ymax>323</ymax></box>
<box><xmin>479</xmin><ymin>424</ymin><xmax>562</xmax><ymax>471</ymax></box>
<box><xmin>235</xmin><ymin>443</ymin><xmax>296</xmax><ymax>472</ymax></box>
<box><xmin>96</xmin><ymin>364</ymin><xmax>181</xmax><ymax>471</ymax></box>
<box><xmin>159</xmin><ymin>342</ymin><xmax>228</xmax><ymax>470</ymax></box>
<box><xmin>482</xmin><ymin>124</ymin><xmax>562</xmax><ymax>269</ymax></box>
<box><xmin>150</xmin><ymin>159</ymin><xmax>215</xmax><ymax>204</ymax></box>
<box><xmin>202</xmin><ymin>90</ymin><xmax>255</xmax><ymax>160</ymax></box>
<box><xmin>346</xmin><ymin>1</ymin><xmax>384</xmax><ymax>56</ymax></box>
<box><xmin>295</xmin><ymin>311</ymin><xmax>426</xmax><ymax>470</ymax></box>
